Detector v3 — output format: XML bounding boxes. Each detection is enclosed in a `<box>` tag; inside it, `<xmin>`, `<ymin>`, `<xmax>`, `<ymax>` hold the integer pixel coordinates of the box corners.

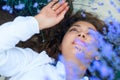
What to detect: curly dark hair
<box><xmin>17</xmin><ymin>10</ymin><xmax>107</xmax><ymax>61</ymax></box>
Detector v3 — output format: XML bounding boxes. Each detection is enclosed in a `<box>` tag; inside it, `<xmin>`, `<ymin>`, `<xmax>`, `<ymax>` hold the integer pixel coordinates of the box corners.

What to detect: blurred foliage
<box><xmin>0</xmin><ymin>0</ymin><xmax>48</xmax><ymax>16</ymax></box>
<box><xmin>0</xmin><ymin>0</ymin><xmax>73</xmax><ymax>16</ymax></box>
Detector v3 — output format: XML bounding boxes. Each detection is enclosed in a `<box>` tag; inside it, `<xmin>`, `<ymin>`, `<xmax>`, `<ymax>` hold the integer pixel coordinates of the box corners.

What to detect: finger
<box><xmin>47</xmin><ymin>0</ymin><xmax>58</xmax><ymax>8</ymax></box>
<box><xmin>57</xmin><ymin>6</ymin><xmax>69</xmax><ymax>21</ymax></box>
<box><xmin>51</xmin><ymin>0</ymin><xmax>66</xmax><ymax>10</ymax></box>
<box><xmin>51</xmin><ymin>2</ymin><xmax>62</xmax><ymax>11</ymax></box>
<box><xmin>55</xmin><ymin>2</ymin><xmax>68</xmax><ymax>15</ymax></box>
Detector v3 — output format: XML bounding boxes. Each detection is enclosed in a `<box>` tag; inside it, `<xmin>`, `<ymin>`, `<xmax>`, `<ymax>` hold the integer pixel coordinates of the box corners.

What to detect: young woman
<box><xmin>0</xmin><ymin>0</ymin><xmax>106</xmax><ymax>80</ymax></box>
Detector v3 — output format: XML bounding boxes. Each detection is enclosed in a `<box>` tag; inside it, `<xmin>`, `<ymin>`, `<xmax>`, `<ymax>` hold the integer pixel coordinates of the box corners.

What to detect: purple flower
<box><xmin>9</xmin><ymin>9</ymin><xmax>13</xmax><ymax>14</ymax></box>
<box><xmin>91</xmin><ymin>7</ymin><xmax>97</xmax><ymax>10</ymax></box>
<box><xmin>81</xmin><ymin>11</ymin><xmax>86</xmax><ymax>18</ymax></box>
<box><xmin>90</xmin><ymin>76</ymin><xmax>101</xmax><ymax>80</ymax></box>
<box><xmin>37</xmin><ymin>9</ymin><xmax>40</xmax><ymax>13</ymax></box>
<box><xmin>104</xmin><ymin>17</ymin><xmax>120</xmax><ymax>45</ymax></box>
<box><xmin>33</xmin><ymin>2</ymin><xmax>38</xmax><ymax>8</ymax></box>
<box><xmin>98</xmin><ymin>2</ymin><xmax>104</xmax><ymax>6</ymax></box>
<box><xmin>108</xmin><ymin>10</ymin><xmax>112</xmax><ymax>17</ymax></box>
<box><xmin>15</xmin><ymin>3</ymin><xmax>25</xmax><ymax>10</ymax></box>
<box><xmin>110</xmin><ymin>0</ymin><xmax>116</xmax><ymax>7</ymax></box>
<box><xmin>90</xmin><ymin>60</ymin><xmax>101</xmax><ymax>72</ymax></box>
<box><xmin>117</xmin><ymin>7</ymin><xmax>120</xmax><ymax>13</ymax></box>
<box><xmin>2</xmin><ymin>5</ymin><xmax>7</xmax><ymax>10</ymax></box>
<box><xmin>100</xmin><ymin>65</ymin><xmax>114</xmax><ymax>79</ymax></box>
<box><xmin>100</xmin><ymin>65</ymin><xmax>109</xmax><ymax>77</ymax></box>
<box><xmin>2</xmin><ymin>5</ymin><xmax>11</xmax><ymax>11</ymax></box>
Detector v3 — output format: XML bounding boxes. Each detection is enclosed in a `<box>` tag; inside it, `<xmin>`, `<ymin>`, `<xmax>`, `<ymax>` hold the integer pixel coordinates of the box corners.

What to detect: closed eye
<box><xmin>87</xmin><ymin>28</ymin><xmax>96</xmax><ymax>35</ymax></box>
<box><xmin>69</xmin><ymin>28</ymin><xmax>79</xmax><ymax>32</ymax></box>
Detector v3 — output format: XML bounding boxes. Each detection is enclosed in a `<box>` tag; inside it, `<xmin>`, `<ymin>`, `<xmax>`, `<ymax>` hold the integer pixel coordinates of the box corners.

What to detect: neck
<box><xmin>58</xmin><ymin>55</ymin><xmax>89</xmax><ymax>79</ymax></box>
<box><xmin>64</xmin><ymin>61</ymin><xmax>88</xmax><ymax>80</ymax></box>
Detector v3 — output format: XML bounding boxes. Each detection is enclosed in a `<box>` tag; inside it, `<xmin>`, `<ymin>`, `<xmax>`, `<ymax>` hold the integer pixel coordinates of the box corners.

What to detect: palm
<box><xmin>40</xmin><ymin>6</ymin><xmax>59</xmax><ymax>24</ymax></box>
<box><xmin>35</xmin><ymin>0</ymin><xmax>69</xmax><ymax>30</ymax></box>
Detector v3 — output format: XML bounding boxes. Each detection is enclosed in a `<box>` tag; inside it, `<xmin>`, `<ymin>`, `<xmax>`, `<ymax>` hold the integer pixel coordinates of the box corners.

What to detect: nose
<box><xmin>78</xmin><ymin>32</ymin><xmax>86</xmax><ymax>39</ymax></box>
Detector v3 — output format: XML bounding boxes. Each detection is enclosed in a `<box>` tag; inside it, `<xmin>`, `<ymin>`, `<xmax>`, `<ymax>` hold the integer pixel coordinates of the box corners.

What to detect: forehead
<box><xmin>71</xmin><ymin>21</ymin><xmax>97</xmax><ymax>31</ymax></box>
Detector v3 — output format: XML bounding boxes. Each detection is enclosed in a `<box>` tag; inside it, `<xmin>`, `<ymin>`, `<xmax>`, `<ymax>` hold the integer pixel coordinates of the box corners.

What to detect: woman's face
<box><xmin>60</xmin><ymin>21</ymin><xmax>98</xmax><ymax>68</ymax></box>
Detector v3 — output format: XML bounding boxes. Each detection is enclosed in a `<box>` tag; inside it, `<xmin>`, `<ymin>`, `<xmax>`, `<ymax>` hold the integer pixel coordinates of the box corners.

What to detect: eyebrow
<box><xmin>73</xmin><ymin>24</ymin><xmax>81</xmax><ymax>27</ymax></box>
<box><xmin>72</xmin><ymin>24</ymin><xmax>95</xmax><ymax>31</ymax></box>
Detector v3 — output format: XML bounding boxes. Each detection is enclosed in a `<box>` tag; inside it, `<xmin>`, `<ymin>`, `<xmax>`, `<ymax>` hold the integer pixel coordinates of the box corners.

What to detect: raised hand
<box><xmin>35</xmin><ymin>0</ymin><xmax>69</xmax><ymax>30</ymax></box>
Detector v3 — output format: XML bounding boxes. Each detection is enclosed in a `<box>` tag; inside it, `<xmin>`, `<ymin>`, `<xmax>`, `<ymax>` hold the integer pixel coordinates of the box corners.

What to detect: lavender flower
<box><xmin>33</xmin><ymin>2</ymin><xmax>38</xmax><ymax>8</ymax></box>
<box><xmin>81</xmin><ymin>11</ymin><xmax>86</xmax><ymax>18</ymax></box>
<box><xmin>98</xmin><ymin>2</ymin><xmax>104</xmax><ymax>6</ymax></box>
<box><xmin>90</xmin><ymin>76</ymin><xmax>101</xmax><ymax>80</ymax></box>
<box><xmin>107</xmin><ymin>10</ymin><xmax>112</xmax><ymax>17</ymax></box>
<box><xmin>9</xmin><ymin>9</ymin><xmax>13</xmax><ymax>14</ymax></box>
<box><xmin>99</xmin><ymin>65</ymin><xmax>113</xmax><ymax>78</ymax></box>
<box><xmin>86</xmin><ymin>27</ymin><xmax>119</xmax><ymax>79</ymax></box>
<box><xmin>14</xmin><ymin>3</ymin><xmax>25</xmax><ymax>10</ymax></box>
<box><xmin>117</xmin><ymin>7</ymin><xmax>120</xmax><ymax>13</ymax></box>
<box><xmin>91</xmin><ymin>7</ymin><xmax>97</xmax><ymax>10</ymax></box>
<box><xmin>104</xmin><ymin>17</ymin><xmax>120</xmax><ymax>45</ymax></box>
<box><xmin>2</xmin><ymin>5</ymin><xmax>11</xmax><ymax>11</ymax></box>
<box><xmin>2</xmin><ymin>5</ymin><xmax>7</xmax><ymax>10</ymax></box>
<box><xmin>37</xmin><ymin>9</ymin><xmax>40</xmax><ymax>13</ymax></box>
<box><xmin>110</xmin><ymin>0</ymin><xmax>116</xmax><ymax>7</ymax></box>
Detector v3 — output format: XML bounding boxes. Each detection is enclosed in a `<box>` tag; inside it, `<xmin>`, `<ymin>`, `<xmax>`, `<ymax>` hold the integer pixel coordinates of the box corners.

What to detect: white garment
<box><xmin>0</xmin><ymin>16</ymin><xmax>88</xmax><ymax>80</ymax></box>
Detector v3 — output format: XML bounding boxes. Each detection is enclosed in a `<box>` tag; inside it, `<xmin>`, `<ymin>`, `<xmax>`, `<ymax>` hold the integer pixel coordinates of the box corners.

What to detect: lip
<box><xmin>72</xmin><ymin>39</ymin><xmax>85</xmax><ymax>53</ymax></box>
<box><xmin>72</xmin><ymin>38</ymin><xmax>86</xmax><ymax>47</ymax></box>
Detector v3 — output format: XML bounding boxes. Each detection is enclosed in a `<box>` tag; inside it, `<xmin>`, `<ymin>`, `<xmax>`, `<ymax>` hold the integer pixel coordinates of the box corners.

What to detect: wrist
<box><xmin>34</xmin><ymin>14</ymin><xmax>45</xmax><ymax>30</ymax></box>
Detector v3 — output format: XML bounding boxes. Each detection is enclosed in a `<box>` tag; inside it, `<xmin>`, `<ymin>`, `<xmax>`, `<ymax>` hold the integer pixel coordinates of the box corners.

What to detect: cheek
<box><xmin>86</xmin><ymin>36</ymin><xmax>96</xmax><ymax>44</ymax></box>
<box><xmin>60</xmin><ymin>34</ymin><xmax>75</xmax><ymax>53</ymax></box>
<box><xmin>62</xmin><ymin>33</ymin><xmax>73</xmax><ymax>44</ymax></box>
